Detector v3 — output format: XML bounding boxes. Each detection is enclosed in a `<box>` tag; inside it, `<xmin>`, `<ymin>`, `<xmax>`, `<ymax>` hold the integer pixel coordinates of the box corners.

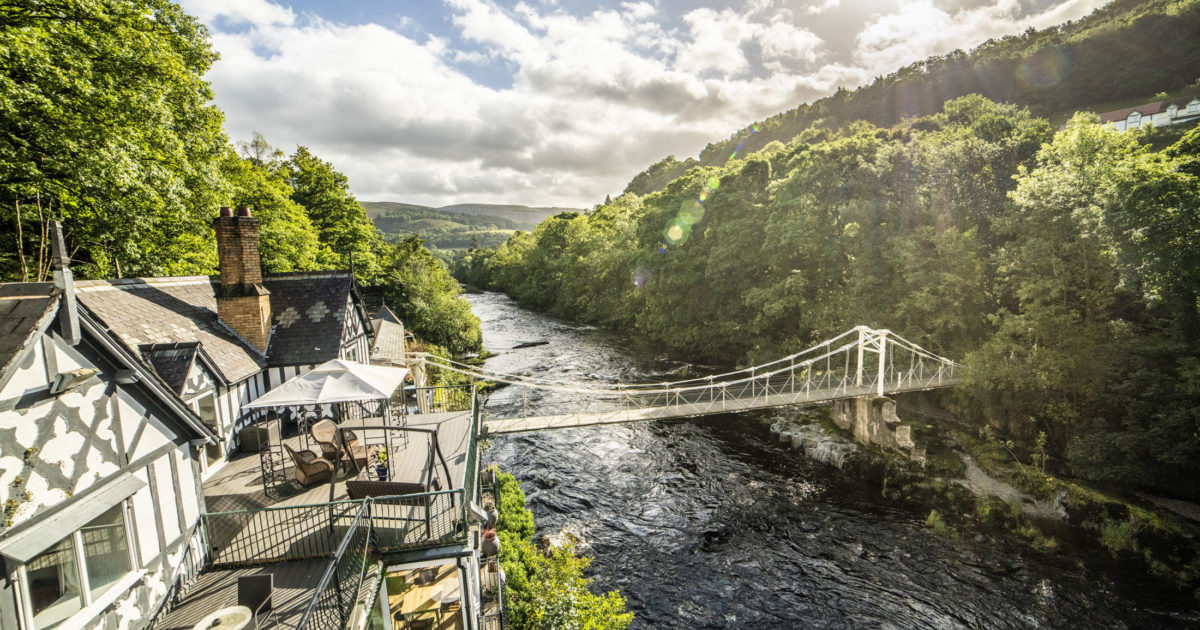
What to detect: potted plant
<box><xmin>374</xmin><ymin>446</ymin><xmax>389</xmax><ymax>481</ymax></box>
<box><xmin>483</xmin><ymin>499</ymin><xmax>498</xmax><ymax>528</ymax></box>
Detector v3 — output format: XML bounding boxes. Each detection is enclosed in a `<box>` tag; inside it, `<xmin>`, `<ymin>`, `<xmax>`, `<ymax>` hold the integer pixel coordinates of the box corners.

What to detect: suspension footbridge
<box><xmin>409</xmin><ymin>326</ymin><xmax>962</xmax><ymax>434</ymax></box>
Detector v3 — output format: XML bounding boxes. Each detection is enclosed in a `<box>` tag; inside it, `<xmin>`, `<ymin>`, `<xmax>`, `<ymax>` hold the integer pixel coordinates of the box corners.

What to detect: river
<box><xmin>468</xmin><ymin>291</ymin><xmax>1198</xmax><ymax>629</ymax></box>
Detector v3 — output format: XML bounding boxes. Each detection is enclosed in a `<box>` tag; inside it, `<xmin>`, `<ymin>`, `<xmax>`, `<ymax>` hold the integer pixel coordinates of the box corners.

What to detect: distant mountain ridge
<box><xmin>361</xmin><ymin>200</ymin><xmax>581</xmax><ymax>252</ymax></box>
<box><xmin>361</xmin><ymin>201</ymin><xmax>576</xmax><ymax>231</ymax></box>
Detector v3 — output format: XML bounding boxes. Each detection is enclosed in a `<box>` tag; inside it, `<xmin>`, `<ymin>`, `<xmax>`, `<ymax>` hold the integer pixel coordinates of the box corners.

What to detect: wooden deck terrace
<box><xmin>198</xmin><ymin>410</ymin><xmax>476</xmax><ymax>570</ymax></box>
<box><xmin>154</xmin><ymin>559</ymin><xmax>328</xmax><ymax>630</ymax></box>
<box><xmin>204</xmin><ymin>410</ymin><xmax>474</xmax><ymax>514</ymax></box>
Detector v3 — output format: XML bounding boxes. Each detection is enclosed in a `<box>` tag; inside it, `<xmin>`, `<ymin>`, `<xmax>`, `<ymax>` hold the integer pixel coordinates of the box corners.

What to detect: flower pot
<box><xmin>485</xmin><ymin>505</ymin><xmax>498</xmax><ymax>528</ymax></box>
<box><xmin>375</xmin><ymin>464</ymin><xmax>389</xmax><ymax>481</ymax></box>
<box><xmin>481</xmin><ymin>529</ymin><xmax>500</xmax><ymax>556</ymax></box>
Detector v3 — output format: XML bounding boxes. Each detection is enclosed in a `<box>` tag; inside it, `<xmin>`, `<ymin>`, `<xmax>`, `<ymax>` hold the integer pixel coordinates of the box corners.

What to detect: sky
<box><xmin>179</xmin><ymin>0</ymin><xmax>1110</xmax><ymax>209</ymax></box>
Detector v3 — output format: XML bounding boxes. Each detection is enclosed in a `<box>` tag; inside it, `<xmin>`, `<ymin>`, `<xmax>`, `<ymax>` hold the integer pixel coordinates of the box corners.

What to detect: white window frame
<box><xmin>16</xmin><ymin>501</ymin><xmax>140</xmax><ymax>630</ymax></box>
<box><xmin>1188</xmin><ymin>101</ymin><xmax>1200</xmax><ymax>114</ymax></box>
<box><xmin>188</xmin><ymin>390</ymin><xmax>228</xmax><ymax>478</ymax></box>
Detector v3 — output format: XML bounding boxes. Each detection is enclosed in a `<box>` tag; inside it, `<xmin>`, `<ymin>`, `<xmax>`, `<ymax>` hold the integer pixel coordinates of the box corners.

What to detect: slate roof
<box><xmin>371</xmin><ymin>318</ymin><xmax>407</xmax><ymax>364</ymax></box>
<box><xmin>140</xmin><ymin>343</ymin><xmax>200</xmax><ymax>395</ymax></box>
<box><xmin>1097</xmin><ymin>95</ymin><xmax>1200</xmax><ymax>123</ymax></box>
<box><xmin>75</xmin><ymin>271</ymin><xmax>369</xmax><ymax>383</ymax></box>
<box><xmin>0</xmin><ymin>283</ymin><xmax>58</xmax><ymax>384</ymax></box>
<box><xmin>76</xmin><ymin>277</ymin><xmax>265</xmax><ymax>384</ymax></box>
<box><xmin>377</xmin><ymin>305</ymin><xmax>401</xmax><ymax>324</ymax></box>
<box><xmin>262</xmin><ymin>271</ymin><xmax>361</xmax><ymax>367</ymax></box>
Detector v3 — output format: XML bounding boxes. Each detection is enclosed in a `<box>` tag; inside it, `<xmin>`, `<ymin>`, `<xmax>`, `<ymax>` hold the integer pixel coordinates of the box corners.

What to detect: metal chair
<box><xmin>238</xmin><ymin>574</ymin><xmax>275</xmax><ymax>629</ymax></box>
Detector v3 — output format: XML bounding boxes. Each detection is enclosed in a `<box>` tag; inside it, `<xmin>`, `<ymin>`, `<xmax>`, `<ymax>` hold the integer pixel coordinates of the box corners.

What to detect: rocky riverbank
<box><xmin>770</xmin><ymin>402</ymin><xmax>1200</xmax><ymax>601</ymax></box>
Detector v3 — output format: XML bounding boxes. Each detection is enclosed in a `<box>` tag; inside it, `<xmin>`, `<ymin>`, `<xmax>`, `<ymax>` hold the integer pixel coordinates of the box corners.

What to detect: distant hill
<box><xmin>436</xmin><ymin>203</ymin><xmax>576</xmax><ymax>228</ymax></box>
<box><xmin>361</xmin><ymin>201</ymin><xmax>574</xmax><ymax>231</ymax></box>
<box><xmin>361</xmin><ymin>201</ymin><xmax>580</xmax><ymax>250</ymax></box>
<box><xmin>624</xmin><ymin>0</ymin><xmax>1200</xmax><ymax>196</ymax></box>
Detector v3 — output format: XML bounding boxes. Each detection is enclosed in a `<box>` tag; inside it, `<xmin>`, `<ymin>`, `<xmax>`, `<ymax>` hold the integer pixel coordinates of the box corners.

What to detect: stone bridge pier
<box><xmin>831</xmin><ymin>396</ymin><xmax>926</xmax><ymax>465</ymax></box>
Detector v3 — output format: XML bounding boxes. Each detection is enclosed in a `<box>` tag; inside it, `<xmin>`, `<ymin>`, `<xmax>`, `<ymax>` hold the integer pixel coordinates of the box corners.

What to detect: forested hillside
<box><xmin>455</xmin><ymin>0</ymin><xmax>1200</xmax><ymax>499</ymax></box>
<box><xmin>0</xmin><ymin>0</ymin><xmax>480</xmax><ymax>357</ymax></box>
<box><xmin>456</xmin><ymin>96</ymin><xmax>1200</xmax><ymax>500</ymax></box>
<box><xmin>625</xmin><ymin>0</ymin><xmax>1200</xmax><ymax>196</ymax></box>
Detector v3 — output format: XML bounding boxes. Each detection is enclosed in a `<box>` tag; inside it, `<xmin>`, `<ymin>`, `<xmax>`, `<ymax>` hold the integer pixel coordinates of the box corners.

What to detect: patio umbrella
<box><xmin>244</xmin><ymin>359</ymin><xmax>409</xmax><ymax>408</ymax></box>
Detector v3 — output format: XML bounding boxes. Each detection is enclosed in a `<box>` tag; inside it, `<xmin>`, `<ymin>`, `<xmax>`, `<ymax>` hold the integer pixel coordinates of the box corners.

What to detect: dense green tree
<box><xmin>379</xmin><ymin>236</ymin><xmax>481</xmax><ymax>356</ymax></box>
<box><xmin>0</xmin><ymin>0</ymin><xmax>227</xmax><ymax>280</ymax></box>
<box><xmin>219</xmin><ymin>147</ymin><xmax>333</xmax><ymax>273</ymax></box>
<box><xmin>494</xmin><ymin>471</ymin><xmax>633</xmax><ymax>630</ymax></box>
<box><xmin>283</xmin><ymin>146</ymin><xmax>382</xmax><ymax>281</ymax></box>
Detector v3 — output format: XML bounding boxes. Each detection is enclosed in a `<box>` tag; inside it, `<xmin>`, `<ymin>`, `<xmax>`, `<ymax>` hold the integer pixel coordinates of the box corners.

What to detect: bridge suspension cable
<box><xmin>403</xmin><ymin>326</ymin><xmax>960</xmax><ymax>433</ymax></box>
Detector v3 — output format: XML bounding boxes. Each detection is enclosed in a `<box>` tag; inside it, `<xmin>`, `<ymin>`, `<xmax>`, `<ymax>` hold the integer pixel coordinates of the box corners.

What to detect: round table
<box><xmin>192</xmin><ymin>605</ymin><xmax>253</xmax><ymax>630</ymax></box>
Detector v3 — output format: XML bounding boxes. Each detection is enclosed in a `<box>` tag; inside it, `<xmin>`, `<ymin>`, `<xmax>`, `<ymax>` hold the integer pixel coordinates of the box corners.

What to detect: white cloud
<box><xmin>853</xmin><ymin>0</ymin><xmax>1108</xmax><ymax>73</ymax></box>
<box><xmin>184</xmin><ymin>0</ymin><xmax>1110</xmax><ymax>208</ymax></box>
<box><xmin>620</xmin><ymin>2</ymin><xmax>657</xmax><ymax>20</ymax></box>
<box><xmin>808</xmin><ymin>0</ymin><xmax>841</xmax><ymax>15</ymax></box>
<box><xmin>759</xmin><ymin>16</ymin><xmax>824</xmax><ymax>65</ymax></box>
<box><xmin>185</xmin><ymin>0</ymin><xmax>294</xmax><ymax>27</ymax></box>
<box><xmin>677</xmin><ymin>8</ymin><xmax>756</xmax><ymax>75</ymax></box>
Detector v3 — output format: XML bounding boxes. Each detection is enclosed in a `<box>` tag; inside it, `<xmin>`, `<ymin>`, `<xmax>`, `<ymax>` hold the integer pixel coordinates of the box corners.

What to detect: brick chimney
<box><xmin>213</xmin><ymin>207</ymin><xmax>272</xmax><ymax>352</ymax></box>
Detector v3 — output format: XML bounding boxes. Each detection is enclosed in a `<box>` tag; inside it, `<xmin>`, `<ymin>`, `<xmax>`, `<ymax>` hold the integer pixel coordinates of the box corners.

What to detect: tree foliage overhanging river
<box><xmin>470</xmin><ymin>291</ymin><xmax>1199</xmax><ymax>629</ymax></box>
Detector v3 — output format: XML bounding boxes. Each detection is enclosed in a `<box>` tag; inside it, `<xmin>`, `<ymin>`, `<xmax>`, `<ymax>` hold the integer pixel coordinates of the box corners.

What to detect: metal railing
<box><xmin>203</xmin><ymin>493</ymin><xmax>469</xmax><ymax>569</ymax></box>
<box><xmin>147</xmin><ymin>522</ymin><xmax>208</xmax><ymax>627</ymax></box>
<box><xmin>295</xmin><ymin>501</ymin><xmax>374</xmax><ymax>630</ymax></box>
<box><xmin>405</xmin><ymin>384</ymin><xmax>475</xmax><ymax>414</ymax></box>
<box><xmin>203</xmin><ymin>500</ymin><xmax>364</xmax><ymax>568</ymax></box>
<box><xmin>461</xmin><ymin>398</ymin><xmax>481</xmax><ymax>516</ymax></box>
<box><xmin>479</xmin><ymin>555</ymin><xmax>505</xmax><ymax>630</ymax></box>
<box><xmin>372</xmin><ymin>490</ymin><xmax>465</xmax><ymax>552</ymax></box>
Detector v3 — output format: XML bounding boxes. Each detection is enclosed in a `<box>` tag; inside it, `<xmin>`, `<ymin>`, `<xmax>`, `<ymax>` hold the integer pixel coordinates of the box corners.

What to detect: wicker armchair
<box><xmin>310</xmin><ymin>420</ymin><xmax>368</xmax><ymax>469</ymax></box>
<box><xmin>284</xmin><ymin>444</ymin><xmax>333</xmax><ymax>485</ymax></box>
<box><xmin>309</xmin><ymin>419</ymin><xmax>341</xmax><ymax>460</ymax></box>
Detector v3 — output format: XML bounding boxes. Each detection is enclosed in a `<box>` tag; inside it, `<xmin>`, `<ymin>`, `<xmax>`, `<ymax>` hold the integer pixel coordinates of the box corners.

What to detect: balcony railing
<box><xmin>203</xmin><ymin>500</ymin><xmax>366</xmax><ymax>568</ymax></box>
<box><xmin>203</xmin><ymin>492</ymin><xmax>465</xmax><ymax>569</ymax></box>
<box><xmin>404</xmin><ymin>384</ymin><xmax>474</xmax><ymax>414</ymax></box>
<box><xmin>295</xmin><ymin>502</ymin><xmax>374</xmax><ymax>630</ymax></box>
<box><xmin>372</xmin><ymin>490</ymin><xmax>464</xmax><ymax>552</ymax></box>
<box><xmin>205</xmin><ymin>388</ymin><xmax>483</xmax><ymax>569</ymax></box>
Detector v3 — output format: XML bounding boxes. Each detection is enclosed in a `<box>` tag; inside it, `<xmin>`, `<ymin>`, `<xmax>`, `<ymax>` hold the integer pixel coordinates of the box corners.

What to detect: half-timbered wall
<box><xmin>0</xmin><ymin>319</ymin><xmax>207</xmax><ymax>630</ymax></box>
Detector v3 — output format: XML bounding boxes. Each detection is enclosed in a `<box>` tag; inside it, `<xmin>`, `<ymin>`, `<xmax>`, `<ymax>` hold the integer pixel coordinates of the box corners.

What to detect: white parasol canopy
<box><xmin>244</xmin><ymin>359</ymin><xmax>408</xmax><ymax>408</ymax></box>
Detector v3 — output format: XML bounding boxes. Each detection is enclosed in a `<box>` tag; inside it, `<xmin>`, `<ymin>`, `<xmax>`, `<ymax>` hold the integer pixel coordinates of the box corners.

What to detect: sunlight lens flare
<box><xmin>1016</xmin><ymin>46</ymin><xmax>1068</xmax><ymax>89</ymax></box>
<box><xmin>632</xmin><ymin>266</ymin><xmax>652</xmax><ymax>287</ymax></box>
<box><xmin>666</xmin><ymin>223</ymin><xmax>684</xmax><ymax>242</ymax></box>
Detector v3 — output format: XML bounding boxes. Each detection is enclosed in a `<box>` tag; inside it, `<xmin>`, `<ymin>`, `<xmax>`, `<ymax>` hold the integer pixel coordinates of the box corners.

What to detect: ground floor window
<box><xmin>24</xmin><ymin>504</ymin><xmax>134</xmax><ymax>630</ymax></box>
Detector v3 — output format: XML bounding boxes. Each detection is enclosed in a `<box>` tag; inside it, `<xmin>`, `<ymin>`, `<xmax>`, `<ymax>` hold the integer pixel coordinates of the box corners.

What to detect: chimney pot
<box><xmin>238</xmin><ymin>206</ymin><xmax>252</xmax><ymax>217</ymax></box>
<box><xmin>220</xmin><ymin>206</ymin><xmax>234</xmax><ymax>218</ymax></box>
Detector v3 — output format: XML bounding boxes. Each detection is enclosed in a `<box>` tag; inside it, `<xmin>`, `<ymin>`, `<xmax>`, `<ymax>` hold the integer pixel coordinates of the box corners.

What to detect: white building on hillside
<box><xmin>1098</xmin><ymin>95</ymin><xmax>1200</xmax><ymax>131</ymax></box>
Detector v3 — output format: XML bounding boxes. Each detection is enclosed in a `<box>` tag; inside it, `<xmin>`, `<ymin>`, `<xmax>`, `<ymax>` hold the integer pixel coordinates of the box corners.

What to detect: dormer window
<box><xmin>1189</xmin><ymin>100</ymin><xmax>1200</xmax><ymax>114</ymax></box>
<box><xmin>1169</xmin><ymin>105</ymin><xmax>1179</xmax><ymax>118</ymax></box>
